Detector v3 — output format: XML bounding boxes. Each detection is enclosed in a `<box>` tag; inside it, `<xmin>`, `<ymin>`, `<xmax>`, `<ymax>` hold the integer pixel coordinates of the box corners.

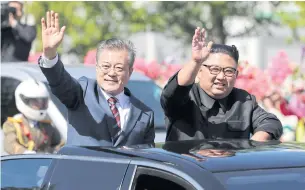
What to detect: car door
<box><xmin>48</xmin><ymin>155</ymin><xmax>130</xmax><ymax>190</ymax></box>
<box><xmin>1</xmin><ymin>154</ymin><xmax>57</xmax><ymax>189</ymax></box>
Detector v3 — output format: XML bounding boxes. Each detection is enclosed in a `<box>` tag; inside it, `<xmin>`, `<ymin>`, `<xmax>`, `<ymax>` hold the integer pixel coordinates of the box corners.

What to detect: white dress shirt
<box><xmin>101</xmin><ymin>89</ymin><xmax>131</xmax><ymax>130</ymax></box>
<box><xmin>39</xmin><ymin>54</ymin><xmax>131</xmax><ymax>130</ymax></box>
<box><xmin>39</xmin><ymin>53</ymin><xmax>59</xmax><ymax>68</ymax></box>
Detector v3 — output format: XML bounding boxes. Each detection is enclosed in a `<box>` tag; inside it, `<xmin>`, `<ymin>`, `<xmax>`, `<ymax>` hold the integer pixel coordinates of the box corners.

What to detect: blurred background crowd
<box><xmin>1</xmin><ymin>1</ymin><xmax>305</xmax><ymax>143</ymax></box>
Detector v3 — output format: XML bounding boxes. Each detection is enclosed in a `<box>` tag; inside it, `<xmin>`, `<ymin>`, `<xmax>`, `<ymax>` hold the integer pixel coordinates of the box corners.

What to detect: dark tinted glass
<box><xmin>215</xmin><ymin>167</ymin><xmax>305</xmax><ymax>190</ymax></box>
<box><xmin>127</xmin><ymin>80</ymin><xmax>165</xmax><ymax>128</ymax></box>
<box><xmin>1</xmin><ymin>77</ymin><xmax>21</xmax><ymax>125</ymax></box>
<box><xmin>20</xmin><ymin>95</ymin><xmax>49</xmax><ymax>110</ymax></box>
<box><xmin>1</xmin><ymin>158</ymin><xmax>52</xmax><ymax>189</ymax></box>
<box><xmin>49</xmin><ymin>159</ymin><xmax>129</xmax><ymax>190</ymax></box>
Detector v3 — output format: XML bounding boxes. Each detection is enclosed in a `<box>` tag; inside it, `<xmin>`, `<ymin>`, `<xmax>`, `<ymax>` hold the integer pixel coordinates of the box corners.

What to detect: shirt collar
<box><xmin>100</xmin><ymin>88</ymin><xmax>129</xmax><ymax>107</ymax></box>
<box><xmin>198</xmin><ymin>85</ymin><xmax>228</xmax><ymax>112</ymax></box>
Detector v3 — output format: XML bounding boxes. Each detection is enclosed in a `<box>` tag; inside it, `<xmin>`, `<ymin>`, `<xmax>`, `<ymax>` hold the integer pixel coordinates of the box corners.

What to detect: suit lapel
<box><xmin>114</xmin><ymin>95</ymin><xmax>142</xmax><ymax>147</ymax></box>
<box><xmin>87</xmin><ymin>83</ymin><xmax>111</xmax><ymax>123</ymax></box>
<box><xmin>96</xmin><ymin>85</ymin><xmax>113</xmax><ymax>116</ymax></box>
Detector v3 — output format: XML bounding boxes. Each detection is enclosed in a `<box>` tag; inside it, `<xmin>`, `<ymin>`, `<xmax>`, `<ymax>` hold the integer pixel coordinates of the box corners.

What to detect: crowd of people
<box><xmin>1</xmin><ymin>6</ymin><xmax>305</xmax><ymax>156</ymax></box>
<box><xmin>235</xmin><ymin>53</ymin><xmax>305</xmax><ymax>142</ymax></box>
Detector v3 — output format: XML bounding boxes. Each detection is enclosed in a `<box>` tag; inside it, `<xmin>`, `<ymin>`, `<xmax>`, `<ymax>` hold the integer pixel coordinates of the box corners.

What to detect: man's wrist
<box><xmin>251</xmin><ymin>131</ymin><xmax>272</xmax><ymax>141</ymax></box>
<box><xmin>43</xmin><ymin>52</ymin><xmax>57</xmax><ymax>60</ymax></box>
<box><xmin>39</xmin><ymin>53</ymin><xmax>58</xmax><ymax>68</ymax></box>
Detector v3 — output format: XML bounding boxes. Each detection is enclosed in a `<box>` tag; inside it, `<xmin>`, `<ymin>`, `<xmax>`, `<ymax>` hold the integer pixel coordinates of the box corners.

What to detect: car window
<box><xmin>1</xmin><ymin>158</ymin><xmax>52</xmax><ymax>189</ymax></box>
<box><xmin>49</xmin><ymin>159</ymin><xmax>129</xmax><ymax>190</ymax></box>
<box><xmin>130</xmin><ymin>166</ymin><xmax>196</xmax><ymax>190</ymax></box>
<box><xmin>1</xmin><ymin>77</ymin><xmax>21</xmax><ymax>125</ymax></box>
<box><xmin>214</xmin><ymin>167</ymin><xmax>305</xmax><ymax>190</ymax></box>
<box><xmin>127</xmin><ymin>80</ymin><xmax>165</xmax><ymax>128</ymax></box>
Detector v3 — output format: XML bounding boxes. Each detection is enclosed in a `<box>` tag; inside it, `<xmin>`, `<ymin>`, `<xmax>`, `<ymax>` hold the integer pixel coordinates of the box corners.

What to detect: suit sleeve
<box><xmin>251</xmin><ymin>95</ymin><xmax>283</xmax><ymax>140</ymax></box>
<box><xmin>39</xmin><ymin>57</ymin><xmax>84</xmax><ymax>110</ymax></box>
<box><xmin>143</xmin><ymin>111</ymin><xmax>155</xmax><ymax>147</ymax></box>
<box><xmin>160</xmin><ymin>71</ymin><xmax>193</xmax><ymax>117</ymax></box>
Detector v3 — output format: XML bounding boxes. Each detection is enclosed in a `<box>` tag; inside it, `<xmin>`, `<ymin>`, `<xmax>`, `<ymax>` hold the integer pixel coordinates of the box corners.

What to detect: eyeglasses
<box><xmin>202</xmin><ymin>64</ymin><xmax>237</xmax><ymax>77</ymax></box>
<box><xmin>96</xmin><ymin>64</ymin><xmax>126</xmax><ymax>74</ymax></box>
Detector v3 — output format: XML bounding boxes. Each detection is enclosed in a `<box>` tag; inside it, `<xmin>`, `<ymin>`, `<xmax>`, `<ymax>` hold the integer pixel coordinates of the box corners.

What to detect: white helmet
<box><xmin>15</xmin><ymin>79</ymin><xmax>50</xmax><ymax>121</ymax></box>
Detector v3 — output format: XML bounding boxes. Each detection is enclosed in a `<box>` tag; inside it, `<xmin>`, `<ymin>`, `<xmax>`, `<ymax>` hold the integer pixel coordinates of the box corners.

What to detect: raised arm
<box><xmin>39</xmin><ymin>11</ymin><xmax>82</xmax><ymax>109</ymax></box>
<box><xmin>161</xmin><ymin>27</ymin><xmax>213</xmax><ymax>115</ymax></box>
<box><xmin>178</xmin><ymin>27</ymin><xmax>213</xmax><ymax>86</ymax></box>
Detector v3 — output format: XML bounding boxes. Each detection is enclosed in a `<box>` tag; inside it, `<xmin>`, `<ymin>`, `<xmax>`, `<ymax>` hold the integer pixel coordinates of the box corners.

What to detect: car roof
<box><xmin>1</xmin><ymin>62</ymin><xmax>152</xmax><ymax>82</ymax></box>
<box><xmin>57</xmin><ymin>139</ymin><xmax>305</xmax><ymax>172</ymax></box>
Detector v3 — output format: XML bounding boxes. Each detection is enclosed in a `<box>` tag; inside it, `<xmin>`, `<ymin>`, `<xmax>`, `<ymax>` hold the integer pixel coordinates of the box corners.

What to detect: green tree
<box><xmin>24</xmin><ymin>1</ymin><xmax>164</xmax><ymax>58</ymax></box>
<box><xmin>276</xmin><ymin>1</ymin><xmax>305</xmax><ymax>42</ymax></box>
<box><xmin>153</xmin><ymin>1</ymin><xmax>282</xmax><ymax>44</ymax></box>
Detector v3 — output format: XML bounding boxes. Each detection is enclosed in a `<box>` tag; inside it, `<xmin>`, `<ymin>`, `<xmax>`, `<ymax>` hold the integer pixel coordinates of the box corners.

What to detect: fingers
<box><xmin>192</xmin><ymin>33</ymin><xmax>197</xmax><ymax>47</ymax></box>
<box><xmin>60</xmin><ymin>26</ymin><xmax>66</xmax><ymax>38</ymax></box>
<box><xmin>46</xmin><ymin>11</ymin><xmax>51</xmax><ymax>28</ymax></box>
<box><xmin>195</xmin><ymin>27</ymin><xmax>200</xmax><ymax>39</ymax></box>
<box><xmin>201</xmin><ymin>28</ymin><xmax>205</xmax><ymax>41</ymax></box>
<box><xmin>192</xmin><ymin>27</ymin><xmax>201</xmax><ymax>46</ymax></box>
<box><xmin>207</xmin><ymin>41</ymin><xmax>213</xmax><ymax>51</ymax></box>
<box><xmin>41</xmin><ymin>17</ymin><xmax>46</xmax><ymax>31</ymax></box>
<box><xmin>50</xmin><ymin>10</ymin><xmax>55</xmax><ymax>28</ymax></box>
<box><xmin>193</xmin><ymin>27</ymin><xmax>206</xmax><ymax>42</ymax></box>
<box><xmin>55</xmin><ymin>13</ymin><xmax>60</xmax><ymax>32</ymax></box>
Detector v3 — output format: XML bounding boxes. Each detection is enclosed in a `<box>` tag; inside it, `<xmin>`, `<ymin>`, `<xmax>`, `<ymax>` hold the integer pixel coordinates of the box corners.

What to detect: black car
<box><xmin>2</xmin><ymin>139</ymin><xmax>305</xmax><ymax>190</ymax></box>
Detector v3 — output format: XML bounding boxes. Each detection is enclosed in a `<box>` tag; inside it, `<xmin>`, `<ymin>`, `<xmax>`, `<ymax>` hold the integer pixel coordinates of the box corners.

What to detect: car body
<box><xmin>1</xmin><ymin>63</ymin><xmax>166</xmax><ymax>144</ymax></box>
<box><xmin>1</xmin><ymin>139</ymin><xmax>305</xmax><ymax>190</ymax></box>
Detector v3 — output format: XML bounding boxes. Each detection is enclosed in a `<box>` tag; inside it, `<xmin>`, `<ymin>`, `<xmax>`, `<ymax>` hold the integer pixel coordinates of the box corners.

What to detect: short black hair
<box><xmin>210</xmin><ymin>44</ymin><xmax>239</xmax><ymax>63</ymax></box>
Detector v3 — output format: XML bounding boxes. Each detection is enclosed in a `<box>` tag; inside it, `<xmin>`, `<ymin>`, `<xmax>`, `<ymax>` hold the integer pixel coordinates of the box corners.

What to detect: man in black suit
<box><xmin>38</xmin><ymin>11</ymin><xmax>155</xmax><ymax>147</ymax></box>
<box><xmin>1</xmin><ymin>1</ymin><xmax>37</xmax><ymax>62</ymax></box>
<box><xmin>161</xmin><ymin>27</ymin><xmax>282</xmax><ymax>142</ymax></box>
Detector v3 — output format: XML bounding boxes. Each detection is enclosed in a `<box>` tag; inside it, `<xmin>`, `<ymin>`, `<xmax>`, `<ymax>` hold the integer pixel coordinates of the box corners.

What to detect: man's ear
<box><xmin>129</xmin><ymin>67</ymin><xmax>133</xmax><ymax>77</ymax></box>
<box><xmin>235</xmin><ymin>70</ymin><xmax>239</xmax><ymax>78</ymax></box>
<box><xmin>95</xmin><ymin>61</ymin><xmax>98</xmax><ymax>72</ymax></box>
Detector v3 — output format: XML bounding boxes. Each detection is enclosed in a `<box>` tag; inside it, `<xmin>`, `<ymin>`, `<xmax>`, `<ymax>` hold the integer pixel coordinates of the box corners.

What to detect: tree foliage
<box><xmin>154</xmin><ymin>1</ymin><xmax>282</xmax><ymax>44</ymax></box>
<box><xmin>24</xmin><ymin>1</ymin><xmax>164</xmax><ymax>57</ymax></box>
<box><xmin>276</xmin><ymin>1</ymin><xmax>305</xmax><ymax>42</ymax></box>
<box><xmin>24</xmin><ymin>1</ymin><xmax>303</xmax><ymax>59</ymax></box>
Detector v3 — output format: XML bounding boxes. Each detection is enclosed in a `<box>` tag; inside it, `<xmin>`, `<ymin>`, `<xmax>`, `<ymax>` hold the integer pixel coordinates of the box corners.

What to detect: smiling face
<box><xmin>198</xmin><ymin>53</ymin><xmax>238</xmax><ymax>99</ymax></box>
<box><xmin>96</xmin><ymin>49</ymin><xmax>133</xmax><ymax>96</ymax></box>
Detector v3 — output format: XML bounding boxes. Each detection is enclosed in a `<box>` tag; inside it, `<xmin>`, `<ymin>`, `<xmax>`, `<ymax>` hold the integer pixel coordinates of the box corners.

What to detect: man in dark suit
<box><xmin>38</xmin><ymin>11</ymin><xmax>155</xmax><ymax>147</ymax></box>
<box><xmin>161</xmin><ymin>27</ymin><xmax>283</xmax><ymax>142</ymax></box>
<box><xmin>1</xmin><ymin>1</ymin><xmax>37</xmax><ymax>62</ymax></box>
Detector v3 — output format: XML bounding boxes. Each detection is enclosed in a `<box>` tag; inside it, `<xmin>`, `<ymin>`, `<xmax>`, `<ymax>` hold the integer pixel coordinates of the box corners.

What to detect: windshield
<box><xmin>214</xmin><ymin>167</ymin><xmax>305</xmax><ymax>190</ymax></box>
<box><xmin>127</xmin><ymin>80</ymin><xmax>165</xmax><ymax>128</ymax></box>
